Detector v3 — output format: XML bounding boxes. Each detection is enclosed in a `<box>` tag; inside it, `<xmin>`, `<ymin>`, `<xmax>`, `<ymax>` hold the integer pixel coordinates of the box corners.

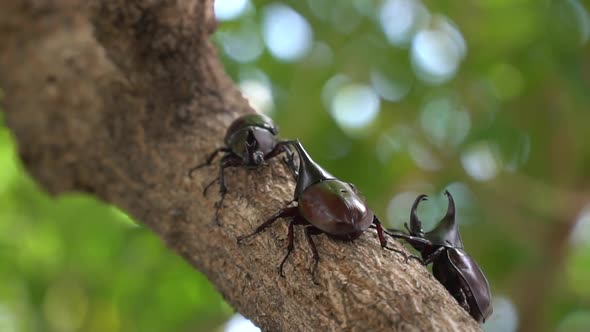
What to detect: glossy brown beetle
<box><xmin>189</xmin><ymin>113</ymin><xmax>294</xmax><ymax>225</ymax></box>
<box><xmin>386</xmin><ymin>191</ymin><xmax>493</xmax><ymax>323</ymax></box>
<box><xmin>237</xmin><ymin>139</ymin><xmax>411</xmax><ymax>281</ymax></box>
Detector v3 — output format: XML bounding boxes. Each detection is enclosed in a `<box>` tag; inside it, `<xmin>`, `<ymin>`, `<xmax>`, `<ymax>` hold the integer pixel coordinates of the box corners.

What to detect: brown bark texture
<box><xmin>0</xmin><ymin>1</ymin><xmax>482</xmax><ymax>331</ymax></box>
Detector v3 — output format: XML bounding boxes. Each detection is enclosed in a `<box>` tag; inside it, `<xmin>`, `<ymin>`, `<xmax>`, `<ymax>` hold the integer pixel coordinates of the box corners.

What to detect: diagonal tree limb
<box><xmin>0</xmin><ymin>1</ymin><xmax>482</xmax><ymax>331</ymax></box>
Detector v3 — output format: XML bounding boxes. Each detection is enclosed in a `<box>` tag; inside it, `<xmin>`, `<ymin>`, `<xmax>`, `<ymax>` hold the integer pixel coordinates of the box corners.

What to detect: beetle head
<box><xmin>245</xmin><ymin>129</ymin><xmax>265</xmax><ymax>166</ymax></box>
<box><xmin>290</xmin><ymin>140</ymin><xmax>335</xmax><ymax>199</ymax></box>
<box><xmin>228</xmin><ymin>127</ymin><xmax>276</xmax><ymax>166</ymax></box>
<box><xmin>425</xmin><ymin>190</ymin><xmax>464</xmax><ymax>248</ymax></box>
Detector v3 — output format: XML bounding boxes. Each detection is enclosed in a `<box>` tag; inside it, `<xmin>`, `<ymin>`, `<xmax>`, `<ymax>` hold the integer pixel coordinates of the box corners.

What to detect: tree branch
<box><xmin>0</xmin><ymin>1</ymin><xmax>481</xmax><ymax>331</ymax></box>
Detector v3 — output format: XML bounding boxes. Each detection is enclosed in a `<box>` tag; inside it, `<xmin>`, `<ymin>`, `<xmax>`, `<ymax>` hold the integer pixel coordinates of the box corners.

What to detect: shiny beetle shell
<box><xmin>224</xmin><ymin>114</ymin><xmax>279</xmax><ymax>166</ymax></box>
<box><xmin>388</xmin><ymin>191</ymin><xmax>493</xmax><ymax>324</ymax></box>
<box><xmin>298</xmin><ymin>180</ymin><xmax>373</xmax><ymax>240</ymax></box>
<box><xmin>224</xmin><ymin>113</ymin><xmax>278</xmax><ymax>143</ymax></box>
<box><xmin>445</xmin><ymin>249</ymin><xmax>493</xmax><ymax>323</ymax></box>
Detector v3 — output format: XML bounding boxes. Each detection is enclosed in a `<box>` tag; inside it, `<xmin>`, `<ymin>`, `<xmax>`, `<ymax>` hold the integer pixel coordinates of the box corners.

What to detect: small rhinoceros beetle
<box><xmin>188</xmin><ymin>113</ymin><xmax>294</xmax><ymax>225</ymax></box>
<box><xmin>237</xmin><ymin>139</ymin><xmax>412</xmax><ymax>282</ymax></box>
<box><xmin>386</xmin><ymin>191</ymin><xmax>493</xmax><ymax>324</ymax></box>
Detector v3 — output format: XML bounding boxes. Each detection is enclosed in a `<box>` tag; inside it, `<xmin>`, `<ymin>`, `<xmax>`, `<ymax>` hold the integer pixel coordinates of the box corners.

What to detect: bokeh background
<box><xmin>1</xmin><ymin>0</ymin><xmax>590</xmax><ymax>331</ymax></box>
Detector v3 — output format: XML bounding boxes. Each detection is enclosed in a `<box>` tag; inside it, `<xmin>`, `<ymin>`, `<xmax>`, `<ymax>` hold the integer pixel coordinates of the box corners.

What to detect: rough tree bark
<box><xmin>0</xmin><ymin>1</ymin><xmax>481</xmax><ymax>331</ymax></box>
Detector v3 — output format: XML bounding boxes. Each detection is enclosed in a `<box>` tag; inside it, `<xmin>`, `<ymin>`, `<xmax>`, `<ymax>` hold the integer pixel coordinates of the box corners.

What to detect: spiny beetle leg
<box><xmin>266</xmin><ymin>140</ymin><xmax>295</xmax><ymax>159</ymax></box>
<box><xmin>270</xmin><ymin>140</ymin><xmax>298</xmax><ymax>180</ymax></box>
<box><xmin>202</xmin><ymin>177</ymin><xmax>217</xmax><ymax>196</ymax></box>
<box><xmin>304</xmin><ymin>226</ymin><xmax>322</xmax><ymax>285</ymax></box>
<box><xmin>279</xmin><ymin>216</ymin><xmax>309</xmax><ymax>278</ymax></box>
<box><xmin>279</xmin><ymin>221</ymin><xmax>296</xmax><ymax>277</ymax></box>
<box><xmin>382</xmin><ymin>243</ymin><xmax>422</xmax><ymax>264</ymax></box>
<box><xmin>371</xmin><ymin>215</ymin><xmax>389</xmax><ymax>248</ymax></box>
<box><xmin>455</xmin><ymin>289</ymin><xmax>471</xmax><ymax>313</ymax></box>
<box><xmin>212</xmin><ymin>155</ymin><xmax>243</xmax><ymax>225</ymax></box>
<box><xmin>188</xmin><ymin>147</ymin><xmax>229</xmax><ymax>179</ymax></box>
<box><xmin>422</xmin><ymin>246</ymin><xmax>445</xmax><ymax>266</ymax></box>
<box><xmin>283</xmin><ymin>199</ymin><xmax>296</xmax><ymax>206</ymax></box>
<box><xmin>282</xmin><ymin>155</ymin><xmax>298</xmax><ymax>180</ymax></box>
<box><xmin>237</xmin><ymin>206</ymin><xmax>299</xmax><ymax>243</ymax></box>
<box><xmin>370</xmin><ymin>219</ymin><xmax>424</xmax><ymax>264</ymax></box>
<box><xmin>383</xmin><ymin>229</ymin><xmax>432</xmax><ymax>248</ymax></box>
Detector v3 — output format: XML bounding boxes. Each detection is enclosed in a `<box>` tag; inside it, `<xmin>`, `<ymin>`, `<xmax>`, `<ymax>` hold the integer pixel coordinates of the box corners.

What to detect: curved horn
<box><xmin>426</xmin><ymin>190</ymin><xmax>463</xmax><ymax>247</ymax></box>
<box><xmin>290</xmin><ymin>140</ymin><xmax>335</xmax><ymax>199</ymax></box>
<box><xmin>409</xmin><ymin>194</ymin><xmax>427</xmax><ymax>237</ymax></box>
<box><xmin>443</xmin><ymin>190</ymin><xmax>456</xmax><ymax>222</ymax></box>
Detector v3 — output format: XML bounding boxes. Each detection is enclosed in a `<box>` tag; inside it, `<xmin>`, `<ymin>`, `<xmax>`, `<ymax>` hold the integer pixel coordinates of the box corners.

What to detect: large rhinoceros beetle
<box><xmin>237</xmin><ymin>139</ymin><xmax>412</xmax><ymax>282</ymax></box>
<box><xmin>386</xmin><ymin>191</ymin><xmax>493</xmax><ymax>323</ymax></box>
<box><xmin>189</xmin><ymin>113</ymin><xmax>294</xmax><ymax>225</ymax></box>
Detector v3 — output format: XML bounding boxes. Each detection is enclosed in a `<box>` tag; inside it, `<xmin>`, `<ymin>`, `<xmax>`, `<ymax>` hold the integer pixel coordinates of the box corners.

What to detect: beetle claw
<box><xmin>187</xmin><ymin>163</ymin><xmax>208</xmax><ymax>179</ymax></box>
<box><xmin>406</xmin><ymin>254</ymin><xmax>423</xmax><ymax>264</ymax></box>
<box><xmin>310</xmin><ymin>262</ymin><xmax>320</xmax><ymax>285</ymax></box>
<box><xmin>236</xmin><ymin>234</ymin><xmax>252</xmax><ymax>244</ymax></box>
<box><xmin>385</xmin><ymin>245</ymin><xmax>422</xmax><ymax>264</ymax></box>
<box><xmin>279</xmin><ymin>264</ymin><xmax>287</xmax><ymax>278</ymax></box>
<box><xmin>283</xmin><ymin>199</ymin><xmax>296</xmax><ymax>206</ymax></box>
<box><xmin>213</xmin><ymin>200</ymin><xmax>223</xmax><ymax>226</ymax></box>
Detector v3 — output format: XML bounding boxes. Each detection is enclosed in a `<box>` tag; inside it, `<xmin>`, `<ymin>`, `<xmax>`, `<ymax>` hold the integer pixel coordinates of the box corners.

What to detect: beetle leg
<box><xmin>269</xmin><ymin>140</ymin><xmax>299</xmax><ymax>180</ymax></box>
<box><xmin>372</xmin><ymin>216</ymin><xmax>423</xmax><ymax>263</ymax></box>
<box><xmin>202</xmin><ymin>177</ymin><xmax>217</xmax><ymax>195</ymax></box>
<box><xmin>371</xmin><ymin>216</ymin><xmax>389</xmax><ymax>248</ymax></box>
<box><xmin>236</xmin><ymin>206</ymin><xmax>299</xmax><ymax>243</ymax></box>
<box><xmin>304</xmin><ymin>226</ymin><xmax>323</xmax><ymax>285</ymax></box>
<box><xmin>188</xmin><ymin>147</ymin><xmax>230</xmax><ymax>179</ymax></box>
<box><xmin>383</xmin><ymin>229</ymin><xmax>432</xmax><ymax>249</ymax></box>
<box><xmin>455</xmin><ymin>288</ymin><xmax>471</xmax><ymax>313</ymax></box>
<box><xmin>422</xmin><ymin>246</ymin><xmax>446</xmax><ymax>266</ymax></box>
<box><xmin>278</xmin><ymin>221</ymin><xmax>296</xmax><ymax>277</ymax></box>
<box><xmin>217</xmin><ymin>154</ymin><xmax>243</xmax><ymax>194</ymax></box>
<box><xmin>282</xmin><ymin>152</ymin><xmax>298</xmax><ymax>180</ymax></box>
<box><xmin>283</xmin><ymin>199</ymin><xmax>297</xmax><ymax>206</ymax></box>
<box><xmin>212</xmin><ymin>154</ymin><xmax>244</xmax><ymax>225</ymax></box>
<box><xmin>277</xmin><ymin>216</ymin><xmax>309</xmax><ymax>277</ymax></box>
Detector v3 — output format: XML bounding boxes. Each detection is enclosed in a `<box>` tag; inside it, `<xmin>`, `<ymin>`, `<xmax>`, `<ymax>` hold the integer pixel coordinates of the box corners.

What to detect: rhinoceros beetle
<box><xmin>386</xmin><ymin>191</ymin><xmax>493</xmax><ymax>323</ymax></box>
<box><xmin>188</xmin><ymin>113</ymin><xmax>294</xmax><ymax>225</ymax></box>
<box><xmin>237</xmin><ymin>139</ymin><xmax>413</xmax><ymax>282</ymax></box>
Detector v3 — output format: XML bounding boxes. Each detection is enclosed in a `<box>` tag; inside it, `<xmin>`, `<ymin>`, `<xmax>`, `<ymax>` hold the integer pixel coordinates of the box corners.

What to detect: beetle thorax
<box><xmin>298</xmin><ymin>180</ymin><xmax>373</xmax><ymax>236</ymax></box>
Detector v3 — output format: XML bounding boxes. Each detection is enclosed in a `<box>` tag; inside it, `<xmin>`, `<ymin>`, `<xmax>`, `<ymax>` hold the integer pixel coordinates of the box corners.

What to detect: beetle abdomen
<box><xmin>447</xmin><ymin>249</ymin><xmax>493</xmax><ymax>323</ymax></box>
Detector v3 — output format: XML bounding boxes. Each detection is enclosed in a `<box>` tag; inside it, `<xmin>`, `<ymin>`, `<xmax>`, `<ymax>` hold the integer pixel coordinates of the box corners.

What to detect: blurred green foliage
<box><xmin>0</xmin><ymin>122</ymin><xmax>229</xmax><ymax>330</ymax></box>
<box><xmin>2</xmin><ymin>0</ymin><xmax>590</xmax><ymax>331</ymax></box>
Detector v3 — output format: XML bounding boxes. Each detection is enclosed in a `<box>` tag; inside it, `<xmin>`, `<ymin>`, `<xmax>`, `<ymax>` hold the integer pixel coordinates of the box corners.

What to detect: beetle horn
<box><xmin>409</xmin><ymin>194</ymin><xmax>427</xmax><ymax>237</ymax></box>
<box><xmin>428</xmin><ymin>190</ymin><xmax>464</xmax><ymax>248</ymax></box>
<box><xmin>443</xmin><ymin>190</ymin><xmax>456</xmax><ymax>221</ymax></box>
<box><xmin>290</xmin><ymin>140</ymin><xmax>335</xmax><ymax>199</ymax></box>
